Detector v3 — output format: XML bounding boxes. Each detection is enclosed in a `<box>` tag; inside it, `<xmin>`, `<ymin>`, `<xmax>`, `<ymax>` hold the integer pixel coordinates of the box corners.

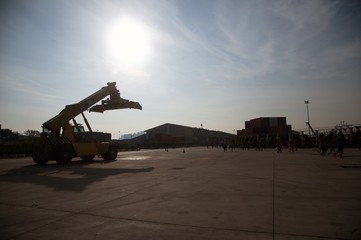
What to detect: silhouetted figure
<box><xmin>276</xmin><ymin>143</ymin><xmax>283</xmax><ymax>153</ymax></box>
<box><xmin>319</xmin><ymin>134</ymin><xmax>327</xmax><ymax>156</ymax></box>
<box><xmin>288</xmin><ymin>140</ymin><xmax>295</xmax><ymax>153</ymax></box>
<box><xmin>334</xmin><ymin>131</ymin><xmax>345</xmax><ymax>158</ymax></box>
<box><xmin>327</xmin><ymin>132</ymin><xmax>336</xmax><ymax>156</ymax></box>
<box><xmin>242</xmin><ymin>138</ymin><xmax>250</xmax><ymax>150</ymax></box>
<box><xmin>223</xmin><ymin>144</ymin><xmax>228</xmax><ymax>152</ymax></box>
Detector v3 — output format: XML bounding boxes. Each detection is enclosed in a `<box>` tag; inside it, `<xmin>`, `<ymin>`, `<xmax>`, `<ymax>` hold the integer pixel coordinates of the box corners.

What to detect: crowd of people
<box><xmin>318</xmin><ymin>131</ymin><xmax>346</xmax><ymax>158</ymax></box>
<box><xmin>198</xmin><ymin>129</ymin><xmax>361</xmax><ymax>157</ymax></box>
<box><xmin>275</xmin><ymin>131</ymin><xmax>349</xmax><ymax>158</ymax></box>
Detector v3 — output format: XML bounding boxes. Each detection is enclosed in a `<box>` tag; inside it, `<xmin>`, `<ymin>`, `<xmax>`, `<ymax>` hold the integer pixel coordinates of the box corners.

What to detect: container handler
<box><xmin>33</xmin><ymin>82</ymin><xmax>142</xmax><ymax>165</ymax></box>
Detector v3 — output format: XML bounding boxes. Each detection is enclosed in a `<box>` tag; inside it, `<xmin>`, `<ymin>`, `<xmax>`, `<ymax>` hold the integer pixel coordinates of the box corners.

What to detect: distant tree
<box><xmin>24</xmin><ymin>130</ymin><xmax>40</xmax><ymax>137</ymax></box>
<box><xmin>0</xmin><ymin>128</ymin><xmax>19</xmax><ymax>141</ymax></box>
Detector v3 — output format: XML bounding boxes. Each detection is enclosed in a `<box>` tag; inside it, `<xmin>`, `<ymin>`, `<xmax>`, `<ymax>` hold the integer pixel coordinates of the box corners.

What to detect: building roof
<box><xmin>145</xmin><ymin>123</ymin><xmax>235</xmax><ymax>136</ymax></box>
<box><xmin>145</xmin><ymin>123</ymin><xmax>193</xmax><ymax>132</ymax></box>
<box><xmin>247</xmin><ymin>117</ymin><xmax>287</xmax><ymax>121</ymax></box>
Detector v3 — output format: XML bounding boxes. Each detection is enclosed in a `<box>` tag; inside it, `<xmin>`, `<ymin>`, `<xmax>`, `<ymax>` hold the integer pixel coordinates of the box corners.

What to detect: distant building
<box><xmin>237</xmin><ymin>117</ymin><xmax>292</xmax><ymax>147</ymax></box>
<box><xmin>144</xmin><ymin>123</ymin><xmax>235</xmax><ymax>148</ymax></box>
<box><xmin>120</xmin><ymin>131</ymin><xmax>145</xmax><ymax>140</ymax></box>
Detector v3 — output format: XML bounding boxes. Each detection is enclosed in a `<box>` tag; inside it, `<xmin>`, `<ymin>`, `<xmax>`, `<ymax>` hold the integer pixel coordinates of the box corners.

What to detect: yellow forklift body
<box><xmin>33</xmin><ymin>82</ymin><xmax>141</xmax><ymax>165</ymax></box>
<box><xmin>72</xmin><ymin>142</ymin><xmax>110</xmax><ymax>156</ymax></box>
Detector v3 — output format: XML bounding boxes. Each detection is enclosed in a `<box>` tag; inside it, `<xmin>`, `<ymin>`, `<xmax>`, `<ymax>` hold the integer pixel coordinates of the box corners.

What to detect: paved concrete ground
<box><xmin>0</xmin><ymin>147</ymin><xmax>360</xmax><ymax>240</ymax></box>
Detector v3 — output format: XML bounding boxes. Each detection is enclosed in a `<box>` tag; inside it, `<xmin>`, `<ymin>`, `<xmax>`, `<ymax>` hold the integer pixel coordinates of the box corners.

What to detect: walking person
<box><xmin>334</xmin><ymin>131</ymin><xmax>346</xmax><ymax>158</ymax></box>
<box><xmin>319</xmin><ymin>133</ymin><xmax>327</xmax><ymax>156</ymax></box>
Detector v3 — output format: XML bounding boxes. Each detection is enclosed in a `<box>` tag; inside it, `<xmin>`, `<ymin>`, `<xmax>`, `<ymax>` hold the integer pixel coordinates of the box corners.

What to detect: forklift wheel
<box><xmin>33</xmin><ymin>157</ymin><xmax>49</xmax><ymax>165</ymax></box>
<box><xmin>55</xmin><ymin>145</ymin><xmax>74</xmax><ymax>164</ymax></box>
<box><xmin>102</xmin><ymin>148</ymin><xmax>117</xmax><ymax>161</ymax></box>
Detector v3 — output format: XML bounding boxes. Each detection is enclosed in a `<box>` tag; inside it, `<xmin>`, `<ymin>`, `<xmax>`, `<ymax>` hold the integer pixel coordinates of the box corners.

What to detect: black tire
<box><xmin>81</xmin><ymin>155</ymin><xmax>95</xmax><ymax>161</ymax></box>
<box><xmin>55</xmin><ymin>145</ymin><xmax>74</xmax><ymax>164</ymax></box>
<box><xmin>102</xmin><ymin>148</ymin><xmax>118</xmax><ymax>161</ymax></box>
<box><xmin>33</xmin><ymin>156</ymin><xmax>49</xmax><ymax>165</ymax></box>
<box><xmin>32</xmin><ymin>147</ymin><xmax>50</xmax><ymax>165</ymax></box>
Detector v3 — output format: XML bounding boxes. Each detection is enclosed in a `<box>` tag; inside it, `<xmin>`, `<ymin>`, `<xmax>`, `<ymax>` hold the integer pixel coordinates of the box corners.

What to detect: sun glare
<box><xmin>105</xmin><ymin>17</ymin><xmax>152</xmax><ymax>68</ymax></box>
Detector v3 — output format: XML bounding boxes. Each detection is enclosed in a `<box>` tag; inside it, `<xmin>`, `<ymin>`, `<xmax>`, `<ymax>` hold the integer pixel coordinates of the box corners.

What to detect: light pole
<box><xmin>305</xmin><ymin>100</ymin><xmax>310</xmax><ymax>136</ymax></box>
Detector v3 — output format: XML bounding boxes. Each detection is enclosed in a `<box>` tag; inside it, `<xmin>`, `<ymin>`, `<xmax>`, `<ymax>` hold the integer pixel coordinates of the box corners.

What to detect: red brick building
<box><xmin>237</xmin><ymin>117</ymin><xmax>292</xmax><ymax>146</ymax></box>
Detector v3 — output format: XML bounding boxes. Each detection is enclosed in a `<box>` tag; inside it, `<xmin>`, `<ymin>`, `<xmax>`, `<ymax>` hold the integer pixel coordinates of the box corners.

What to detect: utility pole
<box><xmin>305</xmin><ymin>100</ymin><xmax>310</xmax><ymax>136</ymax></box>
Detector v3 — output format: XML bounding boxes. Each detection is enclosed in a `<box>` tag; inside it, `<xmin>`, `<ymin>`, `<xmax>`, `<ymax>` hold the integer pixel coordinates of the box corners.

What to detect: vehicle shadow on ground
<box><xmin>0</xmin><ymin>160</ymin><xmax>154</xmax><ymax>192</ymax></box>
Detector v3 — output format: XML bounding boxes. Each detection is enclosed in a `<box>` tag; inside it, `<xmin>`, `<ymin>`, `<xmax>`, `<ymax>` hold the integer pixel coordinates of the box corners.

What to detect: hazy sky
<box><xmin>1</xmin><ymin>0</ymin><xmax>361</xmax><ymax>138</ymax></box>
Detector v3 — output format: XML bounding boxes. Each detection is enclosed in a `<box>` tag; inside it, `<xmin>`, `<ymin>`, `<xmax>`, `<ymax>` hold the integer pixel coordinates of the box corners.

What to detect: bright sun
<box><xmin>105</xmin><ymin>17</ymin><xmax>151</xmax><ymax>68</ymax></box>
